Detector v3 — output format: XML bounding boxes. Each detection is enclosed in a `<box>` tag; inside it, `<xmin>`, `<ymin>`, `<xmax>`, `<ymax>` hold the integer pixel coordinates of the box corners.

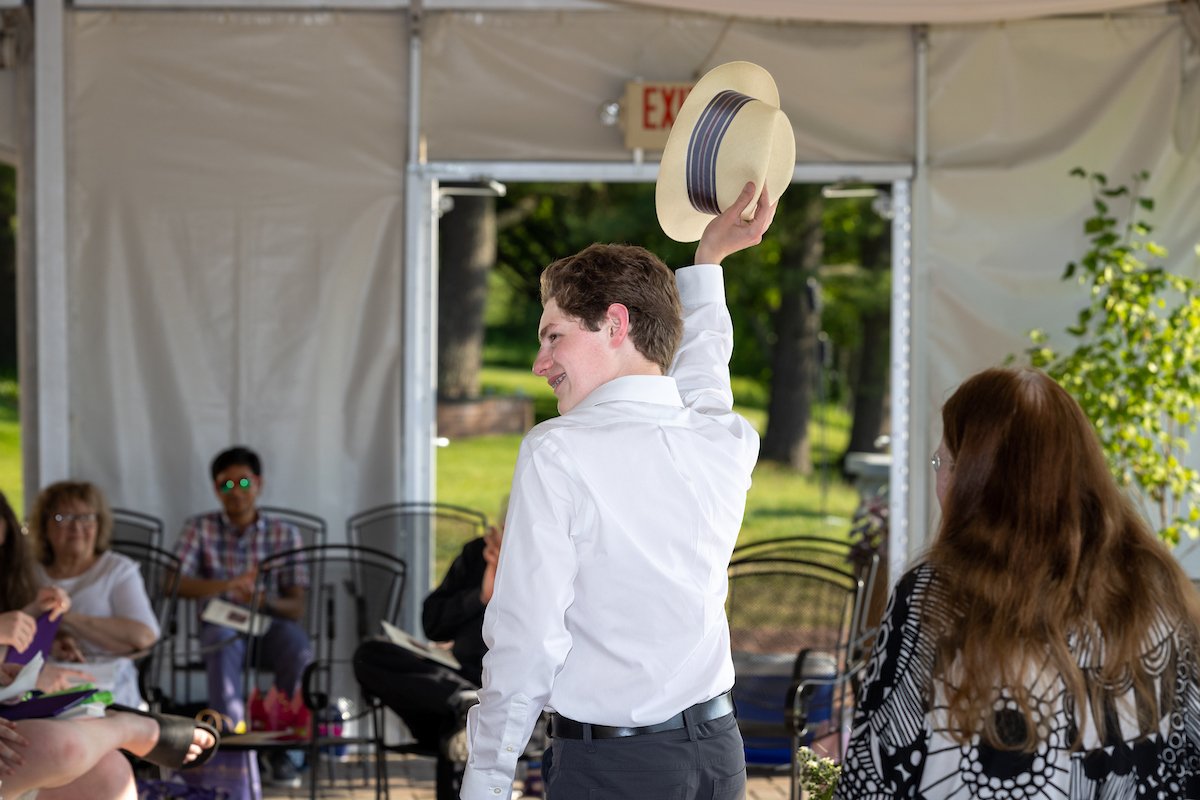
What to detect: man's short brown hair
<box><xmin>540</xmin><ymin>244</ymin><xmax>683</xmax><ymax>372</ymax></box>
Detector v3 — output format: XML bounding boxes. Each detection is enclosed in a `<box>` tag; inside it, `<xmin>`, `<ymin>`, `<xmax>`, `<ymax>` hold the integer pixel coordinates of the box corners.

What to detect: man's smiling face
<box><xmin>532</xmin><ymin>299</ymin><xmax>618</xmax><ymax>414</ymax></box>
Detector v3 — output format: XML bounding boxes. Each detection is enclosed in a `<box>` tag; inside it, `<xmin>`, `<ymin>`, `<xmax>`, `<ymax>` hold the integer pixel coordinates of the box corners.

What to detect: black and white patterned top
<box><xmin>835</xmin><ymin>564</ymin><xmax>1200</xmax><ymax>799</ymax></box>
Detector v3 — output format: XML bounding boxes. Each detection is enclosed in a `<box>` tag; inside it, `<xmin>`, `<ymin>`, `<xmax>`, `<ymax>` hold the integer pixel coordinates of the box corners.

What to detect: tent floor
<box><xmin>259</xmin><ymin>753</ymin><xmax>792</xmax><ymax>799</ymax></box>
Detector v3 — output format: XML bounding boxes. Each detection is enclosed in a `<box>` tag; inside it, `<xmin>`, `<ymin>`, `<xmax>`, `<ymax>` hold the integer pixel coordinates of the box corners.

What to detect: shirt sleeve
<box><xmin>174</xmin><ymin>518</ymin><xmax>202</xmax><ymax>576</ymax></box>
<box><xmin>460</xmin><ymin>434</ymin><xmax>579</xmax><ymax>800</ymax></box>
<box><xmin>277</xmin><ymin>524</ymin><xmax>309</xmax><ymax>592</ymax></box>
<box><xmin>108</xmin><ymin>555</ymin><xmax>162</xmax><ymax>638</ymax></box>
<box><xmin>671</xmin><ymin>263</ymin><xmax>736</xmax><ymax>416</ymax></box>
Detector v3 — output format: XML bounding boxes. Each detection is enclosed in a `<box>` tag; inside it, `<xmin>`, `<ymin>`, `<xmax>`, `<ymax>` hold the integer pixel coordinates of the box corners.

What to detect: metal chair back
<box><xmin>346</xmin><ymin>502</ymin><xmax>487</xmax><ymax>554</ymax></box>
<box><xmin>111</xmin><ymin>508</ymin><xmax>165</xmax><ymax>550</ymax></box>
<box><xmin>109</xmin><ymin>538</ymin><xmax>182</xmax><ymax>710</ymax></box>
<box><xmin>726</xmin><ymin>537</ymin><xmax>871</xmax><ymax>798</ymax></box>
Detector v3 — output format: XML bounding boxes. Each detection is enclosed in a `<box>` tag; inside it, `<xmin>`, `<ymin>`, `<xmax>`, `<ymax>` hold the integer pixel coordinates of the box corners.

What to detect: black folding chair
<box><xmin>111</xmin><ymin>508</ymin><xmax>165</xmax><ymax>550</ymax></box>
<box><xmin>346</xmin><ymin>502</ymin><xmax>487</xmax><ymax>554</ymax></box>
<box><xmin>109</xmin><ymin>539</ymin><xmax>182</xmax><ymax>713</ymax></box>
<box><xmin>238</xmin><ymin>543</ymin><xmax>408</xmax><ymax>800</ymax></box>
<box><xmin>726</xmin><ymin>537</ymin><xmax>878</xmax><ymax>800</ymax></box>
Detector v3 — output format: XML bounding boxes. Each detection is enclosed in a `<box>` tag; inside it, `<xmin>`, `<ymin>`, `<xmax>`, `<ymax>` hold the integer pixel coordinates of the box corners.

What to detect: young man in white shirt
<box><xmin>461</xmin><ymin>182</ymin><xmax>775</xmax><ymax>800</ymax></box>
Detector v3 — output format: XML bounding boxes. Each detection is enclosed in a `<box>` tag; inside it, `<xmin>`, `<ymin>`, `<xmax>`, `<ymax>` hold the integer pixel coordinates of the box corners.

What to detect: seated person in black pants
<box><xmin>353</xmin><ymin>506</ymin><xmax>503</xmax><ymax>798</ymax></box>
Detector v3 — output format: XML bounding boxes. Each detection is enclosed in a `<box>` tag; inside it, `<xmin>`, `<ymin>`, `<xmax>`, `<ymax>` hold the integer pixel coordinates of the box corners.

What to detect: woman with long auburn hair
<box><xmin>835</xmin><ymin>367</ymin><xmax>1200</xmax><ymax>799</ymax></box>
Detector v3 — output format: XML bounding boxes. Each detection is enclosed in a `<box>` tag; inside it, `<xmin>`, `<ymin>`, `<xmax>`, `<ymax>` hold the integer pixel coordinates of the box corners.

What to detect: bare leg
<box><xmin>0</xmin><ymin>713</ymin><xmax>214</xmax><ymax>798</ymax></box>
<box><xmin>38</xmin><ymin>751</ymin><xmax>136</xmax><ymax>800</ymax></box>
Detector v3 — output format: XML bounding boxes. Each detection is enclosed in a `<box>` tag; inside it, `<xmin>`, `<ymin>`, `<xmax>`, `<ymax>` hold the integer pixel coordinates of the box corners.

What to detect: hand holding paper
<box><xmin>202</xmin><ymin>598</ymin><xmax>269</xmax><ymax>635</ymax></box>
<box><xmin>0</xmin><ymin>610</ymin><xmax>36</xmax><ymax>653</ymax></box>
<box><xmin>37</xmin><ymin>664</ymin><xmax>96</xmax><ymax>694</ymax></box>
<box><xmin>381</xmin><ymin>620</ymin><xmax>461</xmax><ymax>671</ymax></box>
<box><xmin>3</xmin><ymin>612</ymin><xmax>62</xmax><ymax>666</ymax></box>
<box><xmin>29</xmin><ymin>586</ymin><xmax>71</xmax><ymax>622</ymax></box>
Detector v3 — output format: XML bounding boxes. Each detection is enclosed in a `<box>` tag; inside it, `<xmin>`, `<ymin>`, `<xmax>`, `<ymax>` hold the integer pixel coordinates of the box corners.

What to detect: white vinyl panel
<box><xmin>66</xmin><ymin>10</ymin><xmax>408</xmax><ymax>540</ymax></box>
<box><xmin>915</xmin><ymin>14</ymin><xmax>1200</xmax><ymax>554</ymax></box>
<box><xmin>421</xmin><ymin>10</ymin><xmax>913</xmax><ymax>162</ymax></box>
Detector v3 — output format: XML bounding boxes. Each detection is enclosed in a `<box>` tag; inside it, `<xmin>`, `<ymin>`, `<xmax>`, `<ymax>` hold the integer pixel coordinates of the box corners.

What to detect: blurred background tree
<box><xmin>470</xmin><ymin>180</ymin><xmax>892</xmax><ymax>476</ymax></box>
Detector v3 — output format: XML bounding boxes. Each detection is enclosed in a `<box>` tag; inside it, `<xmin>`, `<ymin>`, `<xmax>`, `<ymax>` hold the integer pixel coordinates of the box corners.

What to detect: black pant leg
<box><xmin>352</xmin><ymin>639</ymin><xmax>478</xmax><ymax>747</ymax></box>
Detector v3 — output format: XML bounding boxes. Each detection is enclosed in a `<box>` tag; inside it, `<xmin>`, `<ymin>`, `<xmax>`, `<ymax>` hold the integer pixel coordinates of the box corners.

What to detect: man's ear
<box><xmin>605</xmin><ymin>303</ymin><xmax>631</xmax><ymax>348</ymax></box>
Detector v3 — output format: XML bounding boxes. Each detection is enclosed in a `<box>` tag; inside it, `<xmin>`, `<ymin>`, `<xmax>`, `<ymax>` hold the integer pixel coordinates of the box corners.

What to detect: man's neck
<box><xmin>613</xmin><ymin>352</ymin><xmax>663</xmax><ymax>379</ymax></box>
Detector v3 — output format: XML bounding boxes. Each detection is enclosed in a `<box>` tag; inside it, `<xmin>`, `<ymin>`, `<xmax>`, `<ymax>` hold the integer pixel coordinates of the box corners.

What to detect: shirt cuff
<box><xmin>675</xmin><ymin>263</ymin><xmax>725</xmax><ymax>308</ymax></box>
<box><xmin>460</xmin><ymin>766</ymin><xmax>513</xmax><ymax>800</ymax></box>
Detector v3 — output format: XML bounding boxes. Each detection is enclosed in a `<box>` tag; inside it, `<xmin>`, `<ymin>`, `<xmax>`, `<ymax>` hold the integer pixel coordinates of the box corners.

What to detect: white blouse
<box><xmin>36</xmin><ymin>550</ymin><xmax>160</xmax><ymax>708</ymax></box>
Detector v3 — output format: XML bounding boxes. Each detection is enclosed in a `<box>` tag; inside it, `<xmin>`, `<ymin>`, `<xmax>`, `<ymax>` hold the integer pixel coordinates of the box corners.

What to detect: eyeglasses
<box><xmin>52</xmin><ymin>512</ymin><xmax>97</xmax><ymax>525</ymax></box>
<box><xmin>930</xmin><ymin>451</ymin><xmax>953</xmax><ymax>472</ymax></box>
<box><xmin>218</xmin><ymin>477</ymin><xmax>255</xmax><ymax>494</ymax></box>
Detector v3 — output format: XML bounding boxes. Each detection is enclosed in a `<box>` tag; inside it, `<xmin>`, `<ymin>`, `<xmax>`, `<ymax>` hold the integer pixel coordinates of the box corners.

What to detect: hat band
<box><xmin>685</xmin><ymin>89</ymin><xmax>753</xmax><ymax>216</ymax></box>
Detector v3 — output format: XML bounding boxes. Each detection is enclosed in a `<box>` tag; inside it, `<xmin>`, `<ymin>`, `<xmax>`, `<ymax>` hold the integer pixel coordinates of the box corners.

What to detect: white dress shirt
<box><xmin>460</xmin><ymin>263</ymin><xmax>760</xmax><ymax>799</ymax></box>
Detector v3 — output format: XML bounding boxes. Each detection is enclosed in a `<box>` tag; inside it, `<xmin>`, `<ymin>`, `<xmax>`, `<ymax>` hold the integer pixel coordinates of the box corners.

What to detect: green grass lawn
<box><xmin>0</xmin><ymin>374</ymin><xmax>21</xmax><ymax>518</ymax></box>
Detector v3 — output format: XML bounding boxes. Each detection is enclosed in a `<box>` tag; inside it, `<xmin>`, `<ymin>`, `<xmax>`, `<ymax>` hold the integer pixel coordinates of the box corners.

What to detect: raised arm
<box><xmin>672</xmin><ymin>181</ymin><xmax>777</xmax><ymax>417</ymax></box>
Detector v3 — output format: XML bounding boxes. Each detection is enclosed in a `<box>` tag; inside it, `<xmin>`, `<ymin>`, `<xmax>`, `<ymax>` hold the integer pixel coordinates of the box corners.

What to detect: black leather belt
<box><xmin>550</xmin><ymin>690</ymin><xmax>734</xmax><ymax>740</ymax></box>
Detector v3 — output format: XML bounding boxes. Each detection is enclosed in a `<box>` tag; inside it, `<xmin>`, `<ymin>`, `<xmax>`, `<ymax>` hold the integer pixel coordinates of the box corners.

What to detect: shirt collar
<box><xmin>572</xmin><ymin>374</ymin><xmax>683</xmax><ymax>412</ymax></box>
<box><xmin>219</xmin><ymin>510</ymin><xmax>265</xmax><ymax>536</ymax></box>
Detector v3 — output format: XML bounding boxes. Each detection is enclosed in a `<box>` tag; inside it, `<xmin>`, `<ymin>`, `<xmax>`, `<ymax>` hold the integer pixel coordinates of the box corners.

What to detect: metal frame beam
<box><xmin>28</xmin><ymin>0</ymin><xmax>70</xmax><ymax>505</ymax></box>
<box><xmin>72</xmin><ymin>0</ymin><xmax>611</xmax><ymax>10</ymax></box>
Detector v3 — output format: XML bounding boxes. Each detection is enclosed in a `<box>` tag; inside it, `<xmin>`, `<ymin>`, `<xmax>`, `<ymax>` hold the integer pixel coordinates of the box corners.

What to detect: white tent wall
<box><xmin>421</xmin><ymin>11</ymin><xmax>913</xmax><ymax>161</ymax></box>
<box><xmin>61</xmin><ymin>10</ymin><xmax>409</xmax><ymax>541</ymax></box>
<box><xmin>919</xmin><ymin>14</ymin><xmax>1200</xmax><ymax>561</ymax></box>
<box><xmin>14</xmin><ymin>1</ymin><xmax>1200</xmax><ymax>596</ymax></box>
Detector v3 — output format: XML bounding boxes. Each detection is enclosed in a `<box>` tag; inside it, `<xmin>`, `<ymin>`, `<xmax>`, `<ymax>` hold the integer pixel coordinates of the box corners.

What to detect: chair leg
<box><xmin>790</xmin><ymin>733</ymin><xmax>799</xmax><ymax>800</ymax></box>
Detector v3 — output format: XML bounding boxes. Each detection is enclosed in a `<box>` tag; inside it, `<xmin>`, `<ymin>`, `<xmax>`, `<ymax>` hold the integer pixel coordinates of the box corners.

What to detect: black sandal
<box><xmin>108</xmin><ymin>703</ymin><xmax>221</xmax><ymax>770</ymax></box>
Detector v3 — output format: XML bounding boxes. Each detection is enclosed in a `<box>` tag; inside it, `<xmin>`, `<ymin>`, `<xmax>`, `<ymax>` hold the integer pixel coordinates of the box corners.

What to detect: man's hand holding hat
<box><xmin>696</xmin><ymin>181</ymin><xmax>778</xmax><ymax>266</ymax></box>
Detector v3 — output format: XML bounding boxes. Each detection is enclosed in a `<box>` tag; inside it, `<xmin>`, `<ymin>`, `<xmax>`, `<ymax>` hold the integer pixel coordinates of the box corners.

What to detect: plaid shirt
<box><xmin>175</xmin><ymin>510</ymin><xmax>309</xmax><ymax>603</ymax></box>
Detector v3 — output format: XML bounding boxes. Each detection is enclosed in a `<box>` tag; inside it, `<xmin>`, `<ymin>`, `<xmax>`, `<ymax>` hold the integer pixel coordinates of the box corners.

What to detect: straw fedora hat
<box><xmin>656</xmin><ymin>61</ymin><xmax>796</xmax><ymax>243</ymax></box>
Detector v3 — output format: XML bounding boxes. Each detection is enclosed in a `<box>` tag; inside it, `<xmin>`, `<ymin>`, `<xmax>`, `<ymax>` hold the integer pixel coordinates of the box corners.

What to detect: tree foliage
<box><xmin>489</xmin><ymin>181</ymin><xmax>892</xmax><ymax>472</ymax></box>
<box><xmin>1027</xmin><ymin>169</ymin><xmax>1200</xmax><ymax>545</ymax></box>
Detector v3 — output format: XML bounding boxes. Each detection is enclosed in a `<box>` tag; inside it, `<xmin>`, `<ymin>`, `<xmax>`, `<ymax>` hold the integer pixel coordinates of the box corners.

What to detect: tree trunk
<box><xmin>843</xmin><ymin>311</ymin><xmax>888</xmax><ymax>455</ymax></box>
<box><xmin>841</xmin><ymin>225</ymin><xmax>891</xmax><ymax>463</ymax></box>
<box><xmin>438</xmin><ymin>191</ymin><xmax>496</xmax><ymax>401</ymax></box>
<box><xmin>760</xmin><ymin>193</ymin><xmax>823</xmax><ymax>471</ymax></box>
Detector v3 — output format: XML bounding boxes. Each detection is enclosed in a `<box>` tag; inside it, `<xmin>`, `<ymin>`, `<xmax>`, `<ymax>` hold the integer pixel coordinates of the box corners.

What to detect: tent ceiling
<box><xmin>610</xmin><ymin>0</ymin><xmax>1168</xmax><ymax>24</ymax></box>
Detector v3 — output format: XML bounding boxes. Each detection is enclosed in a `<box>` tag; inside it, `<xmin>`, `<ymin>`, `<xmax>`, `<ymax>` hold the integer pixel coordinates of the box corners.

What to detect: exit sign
<box><xmin>623</xmin><ymin>80</ymin><xmax>693</xmax><ymax>151</ymax></box>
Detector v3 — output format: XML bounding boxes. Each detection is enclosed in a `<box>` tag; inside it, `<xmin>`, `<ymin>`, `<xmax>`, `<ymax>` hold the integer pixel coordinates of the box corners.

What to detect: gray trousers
<box><xmin>543</xmin><ymin>712</ymin><xmax>746</xmax><ymax>800</ymax></box>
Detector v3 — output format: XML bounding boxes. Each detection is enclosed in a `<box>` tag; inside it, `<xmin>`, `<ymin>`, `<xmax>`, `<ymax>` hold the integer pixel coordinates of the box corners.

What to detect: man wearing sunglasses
<box><xmin>174</xmin><ymin>445</ymin><xmax>313</xmax><ymax>789</ymax></box>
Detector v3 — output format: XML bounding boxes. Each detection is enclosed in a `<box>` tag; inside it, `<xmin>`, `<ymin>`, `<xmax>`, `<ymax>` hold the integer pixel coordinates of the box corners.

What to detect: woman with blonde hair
<box><xmin>29</xmin><ymin>481</ymin><xmax>159</xmax><ymax>708</ymax></box>
<box><xmin>836</xmin><ymin>366</ymin><xmax>1200</xmax><ymax>799</ymax></box>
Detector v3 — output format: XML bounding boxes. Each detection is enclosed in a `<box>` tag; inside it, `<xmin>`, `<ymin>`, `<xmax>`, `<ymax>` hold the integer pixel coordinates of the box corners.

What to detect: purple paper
<box><xmin>0</xmin><ymin>687</ymin><xmax>95</xmax><ymax>720</ymax></box>
<box><xmin>3</xmin><ymin>611</ymin><xmax>61</xmax><ymax>666</ymax></box>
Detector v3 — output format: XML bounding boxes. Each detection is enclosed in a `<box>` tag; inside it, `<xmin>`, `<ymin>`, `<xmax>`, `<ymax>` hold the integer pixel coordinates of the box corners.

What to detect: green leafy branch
<box><xmin>1027</xmin><ymin>169</ymin><xmax>1200</xmax><ymax>546</ymax></box>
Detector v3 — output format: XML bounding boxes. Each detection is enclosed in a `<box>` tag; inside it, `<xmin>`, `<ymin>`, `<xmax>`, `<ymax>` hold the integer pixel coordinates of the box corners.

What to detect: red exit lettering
<box><xmin>641</xmin><ymin>85</ymin><xmax>692</xmax><ymax>130</ymax></box>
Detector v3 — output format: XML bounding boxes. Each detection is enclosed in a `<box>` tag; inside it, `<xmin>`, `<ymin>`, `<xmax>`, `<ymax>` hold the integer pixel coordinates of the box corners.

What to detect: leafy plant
<box><xmin>796</xmin><ymin>745</ymin><xmax>842</xmax><ymax>800</ymax></box>
<box><xmin>1027</xmin><ymin>169</ymin><xmax>1200</xmax><ymax>545</ymax></box>
<box><xmin>847</xmin><ymin>486</ymin><xmax>888</xmax><ymax>574</ymax></box>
